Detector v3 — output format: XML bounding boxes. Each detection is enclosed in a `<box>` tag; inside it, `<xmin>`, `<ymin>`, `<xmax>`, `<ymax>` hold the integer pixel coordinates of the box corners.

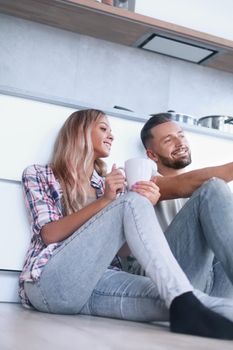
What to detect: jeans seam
<box><xmin>93</xmin><ymin>289</ymin><xmax>155</xmax><ymax>299</ymax></box>
<box><xmin>204</xmin><ymin>267</ymin><xmax>214</xmax><ymax>295</ymax></box>
<box><xmin>125</xmin><ymin>197</ymin><xmax>158</xmax><ymax>269</ymax></box>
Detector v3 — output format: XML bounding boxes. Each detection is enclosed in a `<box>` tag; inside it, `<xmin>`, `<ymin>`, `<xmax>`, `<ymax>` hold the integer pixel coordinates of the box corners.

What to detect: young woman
<box><xmin>19</xmin><ymin>109</ymin><xmax>233</xmax><ymax>340</ymax></box>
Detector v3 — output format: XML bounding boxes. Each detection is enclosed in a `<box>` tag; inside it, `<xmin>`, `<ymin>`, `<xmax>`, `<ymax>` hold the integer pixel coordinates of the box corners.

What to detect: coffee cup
<box><xmin>124</xmin><ymin>157</ymin><xmax>157</xmax><ymax>189</ymax></box>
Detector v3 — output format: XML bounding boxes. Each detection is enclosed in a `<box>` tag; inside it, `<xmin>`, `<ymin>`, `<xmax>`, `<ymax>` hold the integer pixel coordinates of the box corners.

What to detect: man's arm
<box><xmin>154</xmin><ymin>162</ymin><xmax>233</xmax><ymax>201</ymax></box>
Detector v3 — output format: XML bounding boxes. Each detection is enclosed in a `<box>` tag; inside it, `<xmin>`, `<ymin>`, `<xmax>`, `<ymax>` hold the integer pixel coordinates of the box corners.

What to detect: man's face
<box><xmin>146</xmin><ymin>121</ymin><xmax>191</xmax><ymax>173</ymax></box>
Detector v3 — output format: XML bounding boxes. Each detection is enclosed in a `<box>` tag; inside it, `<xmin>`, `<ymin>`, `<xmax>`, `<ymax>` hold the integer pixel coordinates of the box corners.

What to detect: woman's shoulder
<box><xmin>22</xmin><ymin>164</ymin><xmax>53</xmax><ymax>181</ymax></box>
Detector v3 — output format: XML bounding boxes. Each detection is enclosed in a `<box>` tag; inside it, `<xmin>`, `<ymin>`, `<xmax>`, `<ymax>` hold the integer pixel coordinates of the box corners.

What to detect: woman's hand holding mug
<box><xmin>131</xmin><ymin>181</ymin><xmax>160</xmax><ymax>205</ymax></box>
<box><xmin>104</xmin><ymin>164</ymin><xmax>125</xmax><ymax>201</ymax></box>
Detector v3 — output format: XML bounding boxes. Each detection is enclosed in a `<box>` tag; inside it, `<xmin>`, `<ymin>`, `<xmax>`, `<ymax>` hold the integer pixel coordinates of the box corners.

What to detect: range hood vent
<box><xmin>139</xmin><ymin>34</ymin><xmax>217</xmax><ymax>63</ymax></box>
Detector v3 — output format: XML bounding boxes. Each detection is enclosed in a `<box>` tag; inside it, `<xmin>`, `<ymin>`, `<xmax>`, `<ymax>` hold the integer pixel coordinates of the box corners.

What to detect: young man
<box><xmin>139</xmin><ymin>113</ymin><xmax>233</xmax><ymax>298</ymax></box>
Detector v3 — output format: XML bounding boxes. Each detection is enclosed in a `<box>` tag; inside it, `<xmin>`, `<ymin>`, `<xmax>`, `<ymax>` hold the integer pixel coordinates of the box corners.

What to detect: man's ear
<box><xmin>146</xmin><ymin>149</ymin><xmax>158</xmax><ymax>162</ymax></box>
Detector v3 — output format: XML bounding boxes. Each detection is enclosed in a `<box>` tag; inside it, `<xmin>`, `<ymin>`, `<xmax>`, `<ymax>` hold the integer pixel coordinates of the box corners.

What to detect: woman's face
<box><xmin>91</xmin><ymin>115</ymin><xmax>114</xmax><ymax>159</ymax></box>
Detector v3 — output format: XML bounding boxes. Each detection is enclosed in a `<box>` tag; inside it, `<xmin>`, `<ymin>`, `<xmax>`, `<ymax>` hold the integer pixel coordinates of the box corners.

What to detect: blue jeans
<box><xmin>165</xmin><ymin>177</ymin><xmax>233</xmax><ymax>298</ymax></box>
<box><xmin>25</xmin><ymin>191</ymin><xmax>192</xmax><ymax>316</ymax></box>
<box><xmin>209</xmin><ymin>259</ymin><xmax>233</xmax><ymax>298</ymax></box>
<box><xmin>121</xmin><ymin>178</ymin><xmax>233</xmax><ymax>299</ymax></box>
<box><xmin>25</xmin><ymin>179</ymin><xmax>233</xmax><ymax>322</ymax></box>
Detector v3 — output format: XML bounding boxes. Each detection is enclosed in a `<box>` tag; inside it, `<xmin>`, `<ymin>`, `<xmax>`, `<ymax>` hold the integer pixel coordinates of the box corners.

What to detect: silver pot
<box><xmin>164</xmin><ymin>111</ymin><xmax>197</xmax><ymax>125</ymax></box>
<box><xmin>197</xmin><ymin>115</ymin><xmax>233</xmax><ymax>133</ymax></box>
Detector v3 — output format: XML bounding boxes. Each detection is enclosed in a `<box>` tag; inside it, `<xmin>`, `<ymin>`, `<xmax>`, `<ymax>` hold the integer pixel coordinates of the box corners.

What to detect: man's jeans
<box><xmin>25</xmin><ymin>178</ymin><xmax>233</xmax><ymax>322</ymax></box>
<box><xmin>121</xmin><ymin>177</ymin><xmax>233</xmax><ymax>299</ymax></box>
<box><xmin>165</xmin><ymin>177</ymin><xmax>233</xmax><ymax>298</ymax></box>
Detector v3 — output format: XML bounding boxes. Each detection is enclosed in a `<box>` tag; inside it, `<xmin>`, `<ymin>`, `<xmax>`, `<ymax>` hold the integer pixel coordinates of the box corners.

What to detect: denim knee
<box><xmin>123</xmin><ymin>191</ymin><xmax>152</xmax><ymax>208</ymax></box>
<box><xmin>200</xmin><ymin>177</ymin><xmax>228</xmax><ymax>195</ymax></box>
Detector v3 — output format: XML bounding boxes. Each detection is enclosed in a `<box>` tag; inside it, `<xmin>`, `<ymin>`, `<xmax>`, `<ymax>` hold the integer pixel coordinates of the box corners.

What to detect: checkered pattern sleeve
<box><xmin>22</xmin><ymin>165</ymin><xmax>62</xmax><ymax>236</ymax></box>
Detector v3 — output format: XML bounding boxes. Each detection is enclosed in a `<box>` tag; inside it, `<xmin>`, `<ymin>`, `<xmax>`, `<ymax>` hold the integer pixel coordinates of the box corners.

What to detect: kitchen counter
<box><xmin>1</xmin><ymin>0</ymin><xmax>233</xmax><ymax>73</ymax></box>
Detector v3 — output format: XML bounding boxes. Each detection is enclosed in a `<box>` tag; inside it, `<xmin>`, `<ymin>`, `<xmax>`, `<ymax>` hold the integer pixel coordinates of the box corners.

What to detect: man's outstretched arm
<box><xmin>155</xmin><ymin>162</ymin><xmax>233</xmax><ymax>201</ymax></box>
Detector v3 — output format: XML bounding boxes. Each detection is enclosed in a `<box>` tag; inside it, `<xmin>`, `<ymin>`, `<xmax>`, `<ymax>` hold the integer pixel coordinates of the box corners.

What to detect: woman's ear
<box><xmin>146</xmin><ymin>149</ymin><xmax>158</xmax><ymax>163</ymax></box>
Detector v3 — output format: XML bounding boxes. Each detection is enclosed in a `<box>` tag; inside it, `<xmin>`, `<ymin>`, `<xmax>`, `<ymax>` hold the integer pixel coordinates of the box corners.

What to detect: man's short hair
<box><xmin>140</xmin><ymin>113</ymin><xmax>173</xmax><ymax>149</ymax></box>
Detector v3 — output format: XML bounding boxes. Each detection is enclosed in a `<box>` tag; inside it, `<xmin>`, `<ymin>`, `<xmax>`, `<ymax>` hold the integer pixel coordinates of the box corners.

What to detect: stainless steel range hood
<box><xmin>139</xmin><ymin>34</ymin><xmax>217</xmax><ymax>63</ymax></box>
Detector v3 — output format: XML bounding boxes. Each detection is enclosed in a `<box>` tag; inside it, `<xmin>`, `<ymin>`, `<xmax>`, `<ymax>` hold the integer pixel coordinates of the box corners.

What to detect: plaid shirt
<box><xmin>19</xmin><ymin>164</ymin><xmax>121</xmax><ymax>307</ymax></box>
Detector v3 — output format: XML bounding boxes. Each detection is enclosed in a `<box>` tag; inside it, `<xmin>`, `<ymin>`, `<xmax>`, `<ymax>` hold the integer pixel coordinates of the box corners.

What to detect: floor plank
<box><xmin>0</xmin><ymin>303</ymin><xmax>232</xmax><ymax>350</ymax></box>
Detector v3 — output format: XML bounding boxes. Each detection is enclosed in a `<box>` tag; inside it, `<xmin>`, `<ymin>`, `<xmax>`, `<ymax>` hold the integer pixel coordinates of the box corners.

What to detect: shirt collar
<box><xmin>90</xmin><ymin>169</ymin><xmax>104</xmax><ymax>189</ymax></box>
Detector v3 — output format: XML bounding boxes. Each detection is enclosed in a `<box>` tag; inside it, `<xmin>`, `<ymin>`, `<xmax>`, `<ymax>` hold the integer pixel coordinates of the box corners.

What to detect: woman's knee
<box><xmin>123</xmin><ymin>191</ymin><xmax>152</xmax><ymax>208</ymax></box>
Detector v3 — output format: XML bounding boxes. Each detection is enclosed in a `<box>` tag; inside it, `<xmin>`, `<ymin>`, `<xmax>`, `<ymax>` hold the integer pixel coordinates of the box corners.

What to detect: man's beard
<box><xmin>158</xmin><ymin>153</ymin><xmax>192</xmax><ymax>170</ymax></box>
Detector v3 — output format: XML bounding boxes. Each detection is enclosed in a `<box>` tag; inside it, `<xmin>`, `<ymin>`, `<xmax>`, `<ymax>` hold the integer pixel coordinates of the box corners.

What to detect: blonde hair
<box><xmin>51</xmin><ymin>109</ymin><xmax>107</xmax><ymax>214</ymax></box>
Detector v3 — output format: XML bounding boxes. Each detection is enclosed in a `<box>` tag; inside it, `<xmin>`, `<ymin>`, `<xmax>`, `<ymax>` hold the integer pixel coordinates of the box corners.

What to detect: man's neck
<box><xmin>158</xmin><ymin>166</ymin><xmax>186</xmax><ymax>177</ymax></box>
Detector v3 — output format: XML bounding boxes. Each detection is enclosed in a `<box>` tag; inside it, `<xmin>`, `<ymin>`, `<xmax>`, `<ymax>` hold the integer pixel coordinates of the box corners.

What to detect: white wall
<box><xmin>135</xmin><ymin>0</ymin><xmax>233</xmax><ymax>40</ymax></box>
<box><xmin>0</xmin><ymin>94</ymin><xmax>145</xmax><ymax>181</ymax></box>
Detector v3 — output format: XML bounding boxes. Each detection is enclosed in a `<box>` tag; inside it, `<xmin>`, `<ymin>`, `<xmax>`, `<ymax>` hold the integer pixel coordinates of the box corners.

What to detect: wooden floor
<box><xmin>0</xmin><ymin>302</ymin><xmax>233</xmax><ymax>350</ymax></box>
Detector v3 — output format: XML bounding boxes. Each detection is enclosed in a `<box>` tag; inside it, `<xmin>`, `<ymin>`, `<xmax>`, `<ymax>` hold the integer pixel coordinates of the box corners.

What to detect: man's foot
<box><xmin>170</xmin><ymin>292</ymin><xmax>233</xmax><ymax>339</ymax></box>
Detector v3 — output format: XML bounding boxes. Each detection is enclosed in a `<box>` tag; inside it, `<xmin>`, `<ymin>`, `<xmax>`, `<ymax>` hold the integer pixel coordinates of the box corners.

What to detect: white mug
<box><xmin>124</xmin><ymin>157</ymin><xmax>157</xmax><ymax>189</ymax></box>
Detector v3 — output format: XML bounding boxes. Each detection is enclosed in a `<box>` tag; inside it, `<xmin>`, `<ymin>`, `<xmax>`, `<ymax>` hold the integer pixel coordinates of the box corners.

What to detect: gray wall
<box><xmin>1</xmin><ymin>13</ymin><xmax>233</xmax><ymax>118</ymax></box>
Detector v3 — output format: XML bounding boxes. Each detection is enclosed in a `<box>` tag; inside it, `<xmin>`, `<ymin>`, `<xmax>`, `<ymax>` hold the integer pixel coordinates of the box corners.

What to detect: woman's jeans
<box><xmin>25</xmin><ymin>191</ymin><xmax>192</xmax><ymax>317</ymax></box>
<box><xmin>25</xmin><ymin>178</ymin><xmax>233</xmax><ymax>321</ymax></box>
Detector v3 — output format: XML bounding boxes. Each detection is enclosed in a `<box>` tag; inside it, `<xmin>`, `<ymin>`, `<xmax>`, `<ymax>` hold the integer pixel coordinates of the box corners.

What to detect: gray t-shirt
<box><xmin>155</xmin><ymin>197</ymin><xmax>188</xmax><ymax>232</ymax></box>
